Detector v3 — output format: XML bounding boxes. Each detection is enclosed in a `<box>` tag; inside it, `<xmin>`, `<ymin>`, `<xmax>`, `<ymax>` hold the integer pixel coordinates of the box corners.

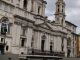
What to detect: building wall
<box><xmin>76</xmin><ymin>35</ymin><xmax>80</xmax><ymax>57</ymax></box>
<box><xmin>0</xmin><ymin>0</ymin><xmax>77</xmax><ymax>58</ymax></box>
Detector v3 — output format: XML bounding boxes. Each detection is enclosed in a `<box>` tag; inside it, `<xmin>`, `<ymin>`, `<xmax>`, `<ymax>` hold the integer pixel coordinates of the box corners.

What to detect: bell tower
<box><xmin>55</xmin><ymin>0</ymin><xmax>66</xmax><ymax>26</ymax></box>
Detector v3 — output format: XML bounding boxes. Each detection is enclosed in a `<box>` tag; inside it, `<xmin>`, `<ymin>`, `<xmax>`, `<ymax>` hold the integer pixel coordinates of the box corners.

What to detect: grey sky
<box><xmin>45</xmin><ymin>0</ymin><xmax>80</xmax><ymax>33</ymax></box>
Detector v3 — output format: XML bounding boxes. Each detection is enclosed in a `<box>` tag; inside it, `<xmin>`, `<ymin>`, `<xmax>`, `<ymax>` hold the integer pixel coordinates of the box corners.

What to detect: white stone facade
<box><xmin>0</xmin><ymin>0</ymin><xmax>77</xmax><ymax>59</ymax></box>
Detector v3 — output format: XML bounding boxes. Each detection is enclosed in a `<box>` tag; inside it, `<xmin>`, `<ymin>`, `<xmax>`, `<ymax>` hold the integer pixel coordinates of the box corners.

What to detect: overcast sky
<box><xmin>45</xmin><ymin>0</ymin><xmax>80</xmax><ymax>33</ymax></box>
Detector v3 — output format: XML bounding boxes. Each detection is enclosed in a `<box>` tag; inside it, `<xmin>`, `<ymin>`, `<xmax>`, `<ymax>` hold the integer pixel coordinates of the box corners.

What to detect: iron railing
<box><xmin>27</xmin><ymin>48</ymin><xmax>65</xmax><ymax>57</ymax></box>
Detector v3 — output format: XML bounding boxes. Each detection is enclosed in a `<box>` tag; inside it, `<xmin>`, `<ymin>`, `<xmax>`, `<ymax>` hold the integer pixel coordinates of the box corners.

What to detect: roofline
<box><xmin>65</xmin><ymin>20</ymin><xmax>77</xmax><ymax>27</ymax></box>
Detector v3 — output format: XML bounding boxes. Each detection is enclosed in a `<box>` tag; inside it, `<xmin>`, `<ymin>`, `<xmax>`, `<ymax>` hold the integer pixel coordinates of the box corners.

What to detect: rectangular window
<box><xmin>21</xmin><ymin>38</ymin><xmax>26</xmax><ymax>47</ymax></box>
<box><xmin>50</xmin><ymin>41</ymin><xmax>53</xmax><ymax>53</ymax></box>
<box><xmin>8</xmin><ymin>24</ymin><xmax>10</xmax><ymax>34</ymax></box>
<box><xmin>58</xmin><ymin>5</ymin><xmax>59</xmax><ymax>11</ymax></box>
<box><xmin>21</xmin><ymin>27</ymin><xmax>26</xmax><ymax>36</ymax></box>
<box><xmin>50</xmin><ymin>45</ymin><xmax>52</xmax><ymax>52</ymax></box>
<box><xmin>1</xmin><ymin>23</ymin><xmax>7</xmax><ymax>35</ymax></box>
<box><xmin>67</xmin><ymin>38</ymin><xmax>71</xmax><ymax>46</ymax></box>
<box><xmin>41</xmin><ymin>40</ymin><xmax>45</xmax><ymax>52</ymax></box>
<box><xmin>31</xmin><ymin>37</ymin><xmax>34</xmax><ymax>48</ymax></box>
<box><xmin>58</xmin><ymin>8</ymin><xmax>59</xmax><ymax>12</ymax></box>
<box><xmin>38</xmin><ymin>6</ymin><xmax>41</xmax><ymax>14</ymax></box>
<box><xmin>1</xmin><ymin>38</ymin><xmax>4</xmax><ymax>42</ymax></box>
<box><xmin>31</xmin><ymin>42</ymin><xmax>33</xmax><ymax>48</ymax></box>
<box><xmin>61</xmin><ymin>38</ymin><xmax>64</xmax><ymax>51</ymax></box>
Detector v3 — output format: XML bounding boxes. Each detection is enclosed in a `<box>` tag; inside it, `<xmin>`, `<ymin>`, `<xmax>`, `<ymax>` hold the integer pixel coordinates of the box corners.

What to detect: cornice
<box><xmin>34</xmin><ymin>15</ymin><xmax>46</xmax><ymax>21</ymax></box>
<box><xmin>34</xmin><ymin>26</ymin><xmax>67</xmax><ymax>38</ymax></box>
<box><xmin>0</xmin><ymin>0</ymin><xmax>15</xmax><ymax>7</ymax></box>
<box><xmin>14</xmin><ymin>15</ymin><xmax>35</xmax><ymax>23</ymax></box>
<box><xmin>13</xmin><ymin>14</ymin><xmax>68</xmax><ymax>38</ymax></box>
<box><xmin>14</xmin><ymin>15</ymin><xmax>67</xmax><ymax>38</ymax></box>
<box><xmin>14</xmin><ymin>18</ymin><xmax>34</xmax><ymax>29</ymax></box>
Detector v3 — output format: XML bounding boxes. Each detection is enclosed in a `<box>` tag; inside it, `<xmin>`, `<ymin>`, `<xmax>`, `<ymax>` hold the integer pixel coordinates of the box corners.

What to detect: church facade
<box><xmin>0</xmin><ymin>0</ymin><xmax>77</xmax><ymax>60</ymax></box>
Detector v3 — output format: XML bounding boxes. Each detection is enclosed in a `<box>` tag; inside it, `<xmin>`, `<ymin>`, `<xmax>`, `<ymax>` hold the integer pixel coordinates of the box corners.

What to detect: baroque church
<box><xmin>0</xmin><ymin>0</ymin><xmax>78</xmax><ymax>60</ymax></box>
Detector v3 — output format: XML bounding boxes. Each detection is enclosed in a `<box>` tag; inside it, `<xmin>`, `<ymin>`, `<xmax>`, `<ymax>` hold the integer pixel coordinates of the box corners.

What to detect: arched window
<box><xmin>57</xmin><ymin>5</ymin><xmax>60</xmax><ymax>12</ymax></box>
<box><xmin>31</xmin><ymin>0</ymin><xmax>34</xmax><ymax>12</ymax></box>
<box><xmin>23</xmin><ymin>0</ymin><xmax>28</xmax><ymax>9</ymax></box>
<box><xmin>0</xmin><ymin>17</ymin><xmax>10</xmax><ymax>35</ymax></box>
<box><xmin>38</xmin><ymin>6</ymin><xmax>41</xmax><ymax>14</ymax></box>
<box><xmin>41</xmin><ymin>34</ymin><xmax>46</xmax><ymax>52</ymax></box>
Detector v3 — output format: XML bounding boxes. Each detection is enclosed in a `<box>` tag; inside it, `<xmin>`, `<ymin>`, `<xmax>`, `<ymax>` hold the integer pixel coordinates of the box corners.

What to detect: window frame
<box><xmin>0</xmin><ymin>17</ymin><xmax>10</xmax><ymax>35</ymax></box>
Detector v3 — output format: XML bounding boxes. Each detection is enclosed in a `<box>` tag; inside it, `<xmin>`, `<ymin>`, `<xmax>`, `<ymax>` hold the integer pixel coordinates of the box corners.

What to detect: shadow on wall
<box><xmin>0</xmin><ymin>54</ymin><xmax>19</xmax><ymax>60</ymax></box>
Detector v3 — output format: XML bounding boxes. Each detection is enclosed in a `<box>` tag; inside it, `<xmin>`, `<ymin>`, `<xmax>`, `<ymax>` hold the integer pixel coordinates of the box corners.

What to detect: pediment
<box><xmin>40</xmin><ymin>23</ymin><xmax>49</xmax><ymax>29</ymax></box>
<box><xmin>39</xmin><ymin>22</ymin><xmax>53</xmax><ymax>30</ymax></box>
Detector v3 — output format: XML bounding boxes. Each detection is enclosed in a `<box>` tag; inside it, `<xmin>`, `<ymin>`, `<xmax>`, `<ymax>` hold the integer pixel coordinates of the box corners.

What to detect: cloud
<box><xmin>48</xmin><ymin>15</ymin><xmax>54</xmax><ymax>21</ymax></box>
<box><xmin>45</xmin><ymin>0</ymin><xmax>80</xmax><ymax>33</ymax></box>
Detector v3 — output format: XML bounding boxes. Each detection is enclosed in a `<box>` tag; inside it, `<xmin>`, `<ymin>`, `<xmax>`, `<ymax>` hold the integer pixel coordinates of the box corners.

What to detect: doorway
<box><xmin>0</xmin><ymin>45</ymin><xmax>4</xmax><ymax>54</ymax></box>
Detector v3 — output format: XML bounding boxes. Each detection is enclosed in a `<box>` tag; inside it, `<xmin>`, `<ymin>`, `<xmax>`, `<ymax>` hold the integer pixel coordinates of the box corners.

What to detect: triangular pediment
<box><xmin>40</xmin><ymin>23</ymin><xmax>49</xmax><ymax>29</ymax></box>
<box><xmin>38</xmin><ymin>22</ymin><xmax>53</xmax><ymax>30</ymax></box>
